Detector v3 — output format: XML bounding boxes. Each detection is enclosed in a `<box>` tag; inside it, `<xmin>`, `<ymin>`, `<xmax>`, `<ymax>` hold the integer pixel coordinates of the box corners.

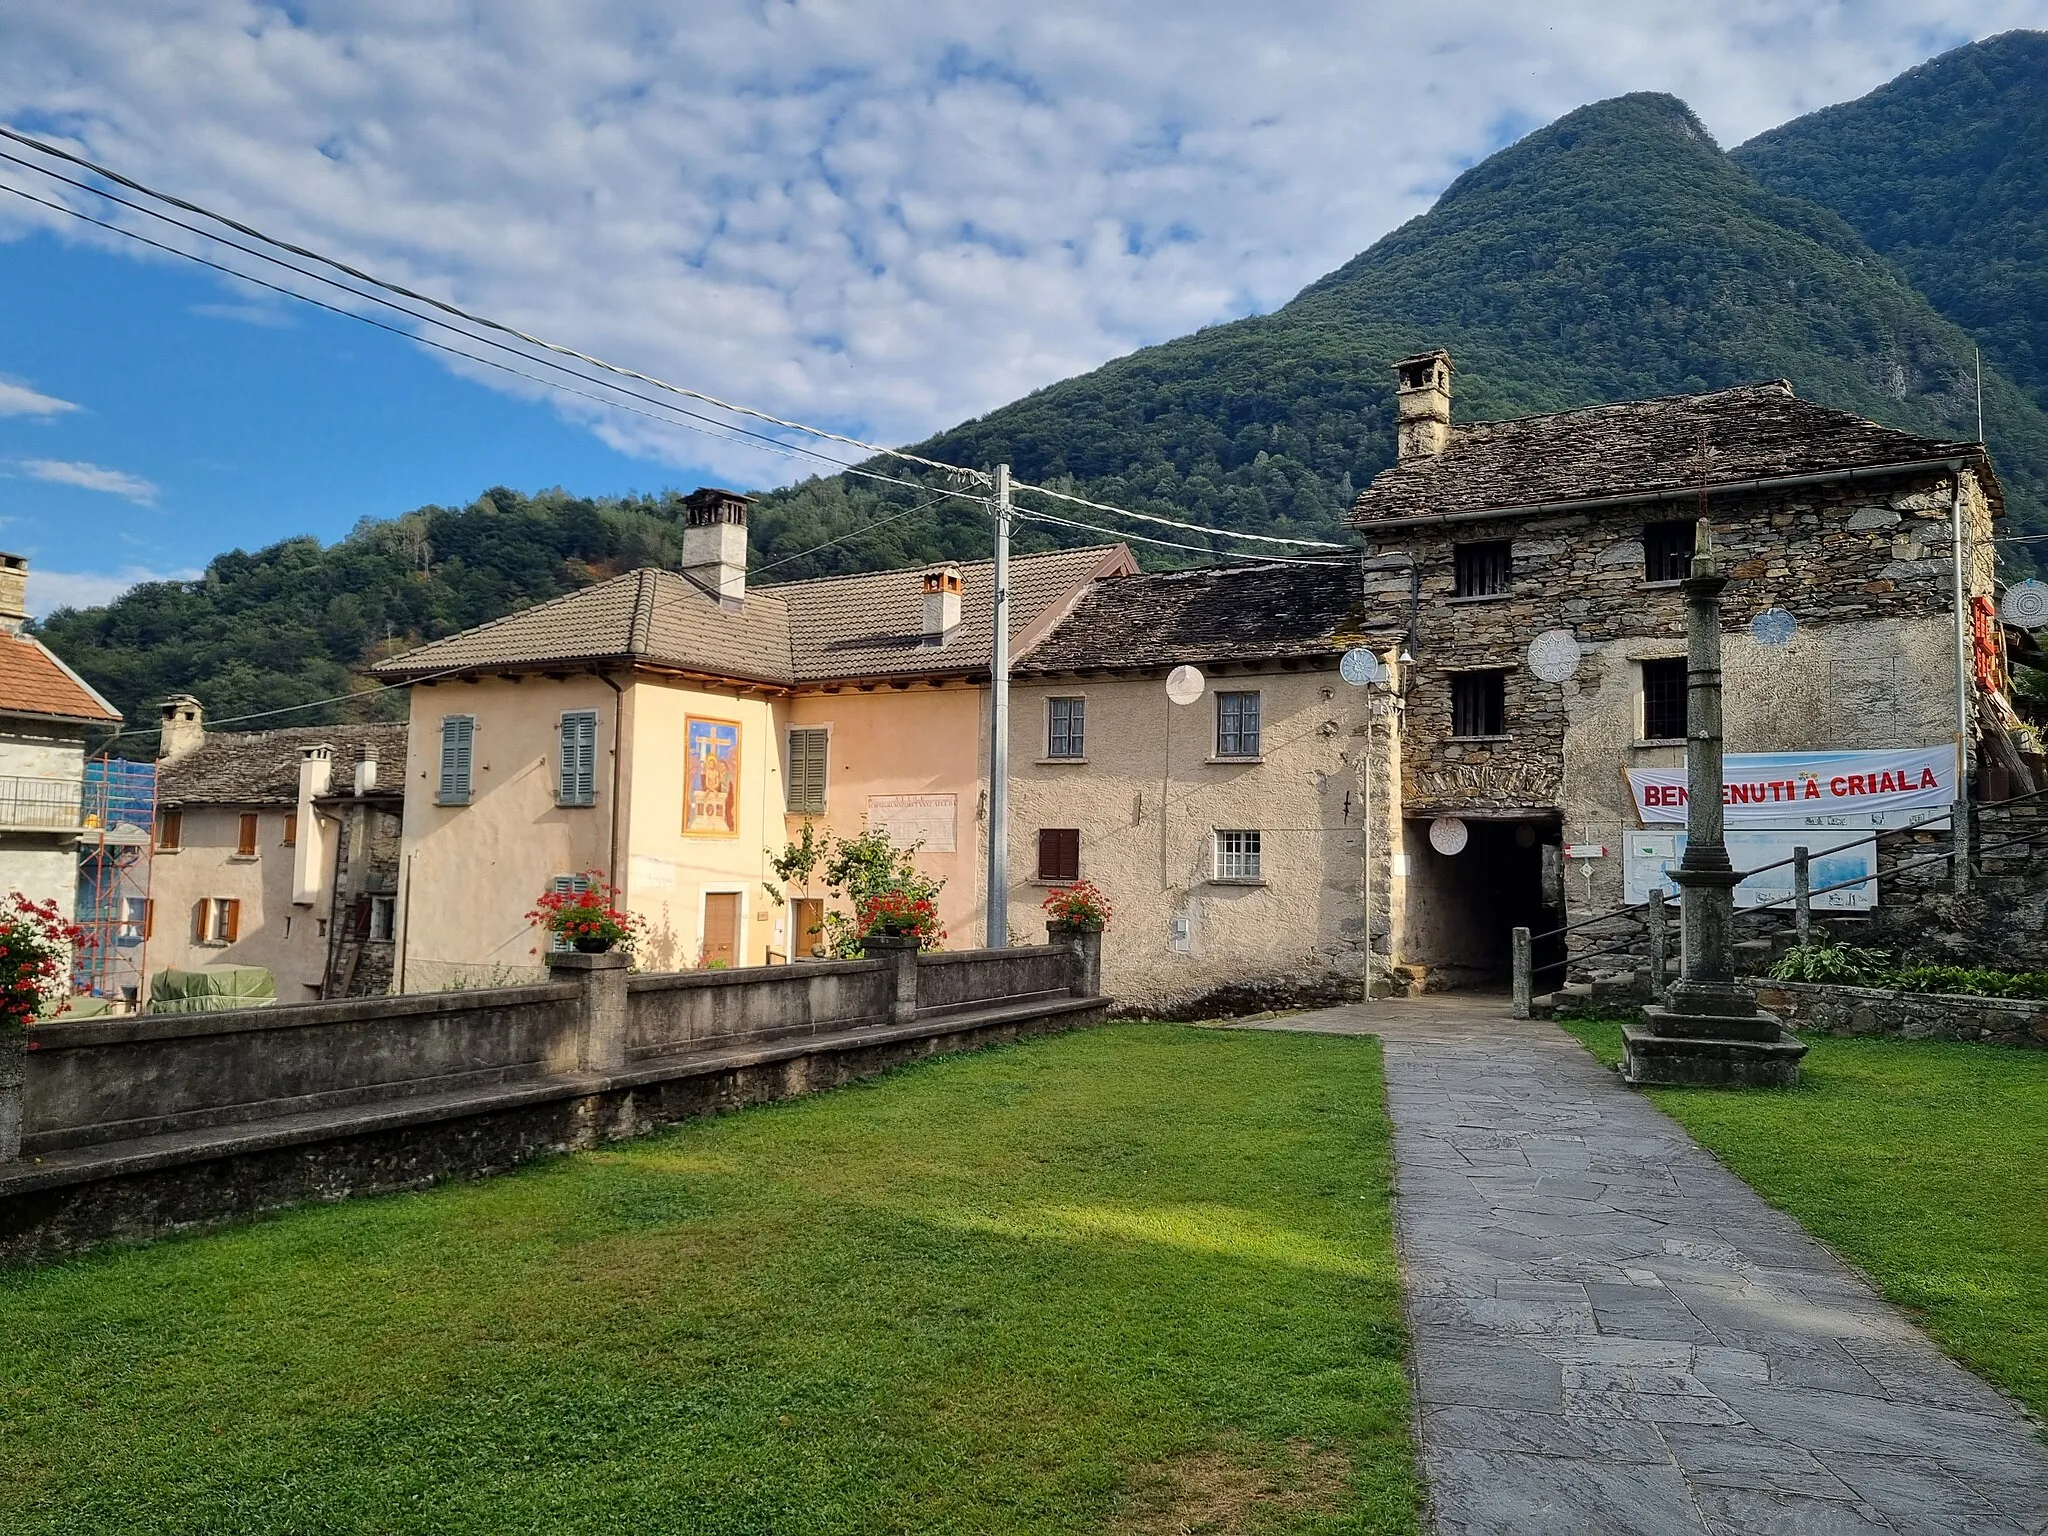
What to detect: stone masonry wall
<box><xmin>1754</xmin><ymin>979</ymin><xmax>2048</xmax><ymax>1049</ymax></box>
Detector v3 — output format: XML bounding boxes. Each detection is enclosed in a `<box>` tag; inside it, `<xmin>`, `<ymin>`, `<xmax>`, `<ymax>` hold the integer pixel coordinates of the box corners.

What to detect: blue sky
<box><xmin>2</xmin><ymin>1</ymin><xmax>2041</xmax><ymax>614</ymax></box>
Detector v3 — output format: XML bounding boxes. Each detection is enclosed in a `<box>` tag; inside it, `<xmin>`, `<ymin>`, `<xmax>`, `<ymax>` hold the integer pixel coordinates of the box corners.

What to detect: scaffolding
<box><xmin>74</xmin><ymin>758</ymin><xmax>156</xmax><ymax>1004</ymax></box>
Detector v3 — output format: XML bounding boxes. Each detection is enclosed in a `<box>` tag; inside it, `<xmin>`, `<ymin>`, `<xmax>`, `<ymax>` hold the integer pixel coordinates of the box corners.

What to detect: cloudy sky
<box><xmin>2</xmin><ymin>1</ymin><xmax>2043</xmax><ymax>613</ymax></box>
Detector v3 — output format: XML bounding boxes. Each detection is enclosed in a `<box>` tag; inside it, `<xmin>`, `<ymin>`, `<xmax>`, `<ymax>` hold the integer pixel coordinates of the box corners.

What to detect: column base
<box><xmin>1622</xmin><ymin>1020</ymin><xmax>1807</xmax><ymax>1089</ymax></box>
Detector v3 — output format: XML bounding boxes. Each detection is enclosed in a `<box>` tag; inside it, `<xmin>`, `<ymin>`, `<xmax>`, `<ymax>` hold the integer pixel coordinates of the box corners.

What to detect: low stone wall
<box><xmin>1754</xmin><ymin>980</ymin><xmax>2048</xmax><ymax>1048</ymax></box>
<box><xmin>0</xmin><ymin>933</ymin><xmax>1105</xmax><ymax>1264</ymax></box>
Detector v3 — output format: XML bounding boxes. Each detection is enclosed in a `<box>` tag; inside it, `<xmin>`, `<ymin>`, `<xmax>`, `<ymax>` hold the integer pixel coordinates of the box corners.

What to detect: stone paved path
<box><xmin>1250</xmin><ymin>996</ymin><xmax>2048</xmax><ymax>1535</ymax></box>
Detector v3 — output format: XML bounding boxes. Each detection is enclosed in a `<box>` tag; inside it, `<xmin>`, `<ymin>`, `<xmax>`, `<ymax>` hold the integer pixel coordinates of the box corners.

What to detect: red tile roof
<box><xmin>0</xmin><ymin>632</ymin><xmax>120</xmax><ymax>724</ymax></box>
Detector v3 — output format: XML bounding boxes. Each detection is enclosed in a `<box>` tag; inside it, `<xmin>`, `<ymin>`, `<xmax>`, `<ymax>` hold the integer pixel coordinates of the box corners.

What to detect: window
<box><xmin>1037</xmin><ymin>828</ymin><xmax>1081</xmax><ymax>882</ymax></box>
<box><xmin>786</xmin><ymin>727</ymin><xmax>829</xmax><ymax>815</ymax></box>
<box><xmin>545</xmin><ymin>873</ymin><xmax>591</xmax><ymax>951</ymax></box>
<box><xmin>194</xmin><ymin>897</ymin><xmax>240</xmax><ymax>944</ymax></box>
<box><xmin>1454</xmin><ymin>540</ymin><xmax>1512</xmax><ymax>598</ymax></box>
<box><xmin>369</xmin><ymin>896</ymin><xmax>397</xmax><ymax>942</ymax></box>
<box><xmin>1644</xmin><ymin>520</ymin><xmax>1695</xmax><ymax>583</ymax></box>
<box><xmin>1640</xmin><ymin>657</ymin><xmax>1688</xmax><ymax>740</ymax></box>
<box><xmin>281</xmin><ymin>812</ymin><xmax>297</xmax><ymax>847</ymax></box>
<box><xmin>1451</xmin><ymin>672</ymin><xmax>1506</xmax><ymax>738</ymax></box>
<box><xmin>559</xmin><ymin>710</ymin><xmax>598</xmax><ymax>806</ymax></box>
<box><xmin>156</xmin><ymin>810</ymin><xmax>182</xmax><ymax>851</ymax></box>
<box><xmin>236</xmin><ymin>813</ymin><xmax>259</xmax><ymax>857</ymax></box>
<box><xmin>1216</xmin><ymin>690</ymin><xmax>1262</xmax><ymax>757</ymax></box>
<box><xmin>438</xmin><ymin>715</ymin><xmax>475</xmax><ymax>805</ymax></box>
<box><xmin>1047</xmin><ymin>697</ymin><xmax>1085</xmax><ymax>759</ymax></box>
<box><xmin>1214</xmin><ymin>830</ymin><xmax>1263</xmax><ymax>882</ymax></box>
<box><xmin>123</xmin><ymin>897</ymin><xmax>151</xmax><ymax>945</ymax></box>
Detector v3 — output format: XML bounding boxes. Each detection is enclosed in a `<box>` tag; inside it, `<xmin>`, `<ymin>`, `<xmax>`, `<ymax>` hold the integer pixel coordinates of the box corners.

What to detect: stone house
<box><xmin>1350</xmin><ymin>350</ymin><xmax>2002</xmax><ymax>989</ymax></box>
<box><xmin>0</xmin><ymin>554</ymin><xmax>121</xmax><ymax>922</ymax></box>
<box><xmin>146</xmin><ymin>701</ymin><xmax>408</xmax><ymax>1001</ymax></box>
<box><xmin>371</xmin><ymin>491</ymin><xmax>1135</xmax><ymax>988</ymax></box>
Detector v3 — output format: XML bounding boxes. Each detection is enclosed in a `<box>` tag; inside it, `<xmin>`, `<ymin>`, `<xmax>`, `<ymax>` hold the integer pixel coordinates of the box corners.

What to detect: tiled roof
<box><xmin>371</xmin><ymin>546</ymin><xmax>1137</xmax><ymax>686</ymax></box>
<box><xmin>1015</xmin><ymin>560</ymin><xmax>1381</xmax><ymax>675</ymax></box>
<box><xmin>0</xmin><ymin>632</ymin><xmax>120</xmax><ymax>724</ymax></box>
<box><xmin>1349</xmin><ymin>382</ymin><xmax>1994</xmax><ymax>523</ymax></box>
<box><xmin>159</xmin><ymin>723</ymin><xmax>408</xmax><ymax>808</ymax></box>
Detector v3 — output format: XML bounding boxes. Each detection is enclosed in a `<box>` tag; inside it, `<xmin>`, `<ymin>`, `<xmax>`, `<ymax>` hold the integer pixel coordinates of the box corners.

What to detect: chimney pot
<box><xmin>158</xmin><ymin>694</ymin><xmax>206</xmax><ymax>761</ymax></box>
<box><xmin>922</xmin><ymin>562</ymin><xmax>964</xmax><ymax>643</ymax></box>
<box><xmin>0</xmin><ymin>553</ymin><xmax>27</xmax><ymax>635</ymax></box>
<box><xmin>681</xmin><ymin>486</ymin><xmax>752</xmax><ymax>608</ymax></box>
<box><xmin>1393</xmin><ymin>349</ymin><xmax>1453</xmax><ymax>462</ymax></box>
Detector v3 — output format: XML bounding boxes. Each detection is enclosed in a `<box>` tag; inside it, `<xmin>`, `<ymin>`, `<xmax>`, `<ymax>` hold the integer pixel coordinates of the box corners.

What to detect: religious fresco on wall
<box><xmin>683</xmin><ymin>717</ymin><xmax>742</xmax><ymax>836</ymax></box>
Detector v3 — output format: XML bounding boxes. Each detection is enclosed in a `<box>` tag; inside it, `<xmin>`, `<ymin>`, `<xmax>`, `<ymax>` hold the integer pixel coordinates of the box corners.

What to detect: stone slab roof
<box><xmin>1015</xmin><ymin>560</ymin><xmax>1381</xmax><ymax>675</ymax></box>
<box><xmin>371</xmin><ymin>546</ymin><xmax>1136</xmax><ymax>686</ymax></box>
<box><xmin>0</xmin><ymin>632</ymin><xmax>120</xmax><ymax>725</ymax></box>
<box><xmin>158</xmin><ymin>723</ymin><xmax>408</xmax><ymax>808</ymax></box>
<box><xmin>1349</xmin><ymin>382</ymin><xmax>1994</xmax><ymax>524</ymax></box>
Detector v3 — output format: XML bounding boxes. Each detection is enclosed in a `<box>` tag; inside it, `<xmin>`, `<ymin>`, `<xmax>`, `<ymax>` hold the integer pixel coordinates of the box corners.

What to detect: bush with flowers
<box><xmin>0</xmin><ymin>893</ymin><xmax>90</xmax><ymax>1029</ymax></box>
<box><xmin>855</xmin><ymin>890</ymin><xmax>945</xmax><ymax>949</ymax></box>
<box><xmin>1041</xmin><ymin>880</ymin><xmax>1112</xmax><ymax>932</ymax></box>
<box><xmin>526</xmin><ymin>875</ymin><xmax>644</xmax><ymax>955</ymax></box>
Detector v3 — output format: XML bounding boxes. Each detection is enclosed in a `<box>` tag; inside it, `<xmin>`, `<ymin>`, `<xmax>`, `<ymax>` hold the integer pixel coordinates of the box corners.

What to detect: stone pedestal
<box><xmin>860</xmin><ymin>934</ymin><xmax>921</xmax><ymax>1025</ymax></box>
<box><xmin>1046</xmin><ymin>922</ymin><xmax>1104</xmax><ymax>999</ymax></box>
<box><xmin>547</xmin><ymin>950</ymin><xmax>629</xmax><ymax>1071</ymax></box>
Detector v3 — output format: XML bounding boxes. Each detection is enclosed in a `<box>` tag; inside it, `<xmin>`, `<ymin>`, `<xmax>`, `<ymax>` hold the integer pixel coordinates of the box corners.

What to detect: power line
<box><xmin>1014</xmin><ymin>507</ymin><xmax>1345</xmax><ymax>566</ymax></box>
<box><xmin>750</xmin><ymin>493</ymin><xmax>956</xmax><ymax>579</ymax></box>
<box><xmin>1010</xmin><ymin>478</ymin><xmax>1348</xmax><ymax>549</ymax></box>
<box><xmin>0</xmin><ymin>124</ymin><xmax>980</xmax><ymax>483</ymax></box>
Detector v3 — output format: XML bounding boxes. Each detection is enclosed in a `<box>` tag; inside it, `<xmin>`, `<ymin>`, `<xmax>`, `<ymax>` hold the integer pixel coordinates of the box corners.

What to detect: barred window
<box><xmin>1644</xmin><ymin>520</ymin><xmax>1695</xmax><ymax>582</ymax></box>
<box><xmin>1454</xmin><ymin>540</ymin><xmax>1511</xmax><ymax>597</ymax></box>
<box><xmin>1216</xmin><ymin>691</ymin><xmax>1261</xmax><ymax>757</ymax></box>
<box><xmin>1451</xmin><ymin>672</ymin><xmax>1506</xmax><ymax>738</ymax></box>
<box><xmin>1047</xmin><ymin>697</ymin><xmax>1085</xmax><ymax>759</ymax></box>
<box><xmin>1641</xmin><ymin>657</ymin><xmax>1688</xmax><ymax>740</ymax></box>
<box><xmin>1214</xmin><ymin>829</ymin><xmax>1262</xmax><ymax>882</ymax></box>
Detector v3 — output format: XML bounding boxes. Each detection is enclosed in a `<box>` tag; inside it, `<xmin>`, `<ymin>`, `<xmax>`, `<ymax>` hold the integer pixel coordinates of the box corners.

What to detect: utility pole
<box><xmin>986</xmin><ymin>464</ymin><xmax>1012</xmax><ymax>948</ymax></box>
<box><xmin>1949</xmin><ymin>466</ymin><xmax>1973</xmax><ymax>890</ymax></box>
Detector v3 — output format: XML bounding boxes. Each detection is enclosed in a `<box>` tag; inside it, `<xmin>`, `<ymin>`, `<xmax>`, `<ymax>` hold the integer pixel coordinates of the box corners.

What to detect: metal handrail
<box><xmin>0</xmin><ymin>774</ymin><xmax>88</xmax><ymax>830</ymax></box>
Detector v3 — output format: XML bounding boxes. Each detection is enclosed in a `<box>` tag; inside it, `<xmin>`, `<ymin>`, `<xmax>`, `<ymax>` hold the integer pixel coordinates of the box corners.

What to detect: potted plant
<box><xmin>856</xmin><ymin>890</ymin><xmax>945</xmax><ymax>950</ymax></box>
<box><xmin>526</xmin><ymin>875</ymin><xmax>642</xmax><ymax>956</ymax></box>
<box><xmin>0</xmin><ymin>893</ymin><xmax>90</xmax><ymax>1160</ymax></box>
<box><xmin>1041</xmin><ymin>880</ymin><xmax>1112</xmax><ymax>933</ymax></box>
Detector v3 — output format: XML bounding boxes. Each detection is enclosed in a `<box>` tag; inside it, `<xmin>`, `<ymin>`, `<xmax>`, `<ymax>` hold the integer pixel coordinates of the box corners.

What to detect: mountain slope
<box><xmin>1735</xmin><ymin>31</ymin><xmax>2048</xmax><ymax>414</ymax></box>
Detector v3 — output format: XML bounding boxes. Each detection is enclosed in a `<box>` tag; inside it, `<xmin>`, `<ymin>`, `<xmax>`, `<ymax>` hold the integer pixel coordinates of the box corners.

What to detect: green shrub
<box><xmin>1890</xmin><ymin>965</ymin><xmax>2048</xmax><ymax>1001</ymax></box>
<box><xmin>1768</xmin><ymin>942</ymin><xmax>1893</xmax><ymax>986</ymax></box>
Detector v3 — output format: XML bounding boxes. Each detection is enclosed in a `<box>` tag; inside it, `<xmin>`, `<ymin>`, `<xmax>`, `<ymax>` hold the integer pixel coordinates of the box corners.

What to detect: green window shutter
<box><xmin>560</xmin><ymin>711</ymin><xmax>598</xmax><ymax>806</ymax></box>
<box><xmin>546</xmin><ymin>872</ymin><xmax>591</xmax><ymax>951</ymax></box>
<box><xmin>439</xmin><ymin>716</ymin><xmax>475</xmax><ymax>805</ymax></box>
<box><xmin>787</xmin><ymin>728</ymin><xmax>827</xmax><ymax>815</ymax></box>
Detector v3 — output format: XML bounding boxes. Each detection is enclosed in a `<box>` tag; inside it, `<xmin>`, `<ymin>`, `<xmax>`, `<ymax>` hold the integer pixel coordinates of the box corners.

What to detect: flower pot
<box><xmin>573</xmin><ymin>936</ymin><xmax>615</xmax><ymax>954</ymax></box>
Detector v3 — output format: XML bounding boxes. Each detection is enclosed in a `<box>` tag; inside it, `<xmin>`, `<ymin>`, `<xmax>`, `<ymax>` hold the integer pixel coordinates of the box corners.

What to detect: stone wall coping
<box><xmin>1756</xmin><ymin>978</ymin><xmax>2047</xmax><ymax>1016</ymax></box>
<box><xmin>26</xmin><ymin>983</ymin><xmax>580</xmax><ymax>1052</ymax></box>
<box><xmin>0</xmin><ymin>992</ymin><xmax>1108</xmax><ymax>1200</ymax></box>
<box><xmin>917</xmin><ymin>944</ymin><xmax>1065</xmax><ymax>965</ymax></box>
<box><xmin>624</xmin><ymin>958</ymin><xmax>882</xmax><ymax>992</ymax></box>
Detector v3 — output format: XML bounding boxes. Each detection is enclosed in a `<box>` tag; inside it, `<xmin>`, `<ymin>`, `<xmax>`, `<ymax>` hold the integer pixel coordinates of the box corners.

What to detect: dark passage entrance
<box><xmin>1405</xmin><ymin>817</ymin><xmax>1564</xmax><ymax>991</ymax></box>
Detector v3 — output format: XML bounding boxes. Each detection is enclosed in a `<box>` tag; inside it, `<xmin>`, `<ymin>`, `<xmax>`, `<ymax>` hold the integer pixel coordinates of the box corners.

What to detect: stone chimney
<box><xmin>681</xmin><ymin>487</ymin><xmax>753</xmax><ymax>609</ymax></box>
<box><xmin>158</xmin><ymin>695</ymin><xmax>206</xmax><ymax>761</ymax></box>
<box><xmin>0</xmin><ymin>553</ymin><xmax>27</xmax><ymax>635</ymax></box>
<box><xmin>353</xmin><ymin>747</ymin><xmax>379</xmax><ymax>797</ymax></box>
<box><xmin>1393</xmin><ymin>349</ymin><xmax>1453</xmax><ymax>462</ymax></box>
<box><xmin>922</xmin><ymin>562</ymin><xmax>963</xmax><ymax>644</ymax></box>
<box><xmin>293</xmin><ymin>746</ymin><xmax>334</xmax><ymax>907</ymax></box>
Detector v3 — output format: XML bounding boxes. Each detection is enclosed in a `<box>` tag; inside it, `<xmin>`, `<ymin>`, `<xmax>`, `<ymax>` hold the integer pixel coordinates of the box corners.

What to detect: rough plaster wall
<box><xmin>0</xmin><ymin>728</ymin><xmax>86</xmax><ymax>784</ymax></box>
<box><xmin>0</xmin><ymin>845</ymin><xmax>78</xmax><ymax>920</ymax></box>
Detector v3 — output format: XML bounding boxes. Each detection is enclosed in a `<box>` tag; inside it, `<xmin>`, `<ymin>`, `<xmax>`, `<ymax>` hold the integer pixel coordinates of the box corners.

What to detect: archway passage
<box><xmin>1402</xmin><ymin>816</ymin><xmax>1563</xmax><ymax>991</ymax></box>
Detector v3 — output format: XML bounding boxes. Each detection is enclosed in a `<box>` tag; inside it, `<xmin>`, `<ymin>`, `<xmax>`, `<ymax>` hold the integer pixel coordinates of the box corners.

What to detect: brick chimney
<box><xmin>681</xmin><ymin>487</ymin><xmax>753</xmax><ymax>609</ymax></box>
<box><xmin>1393</xmin><ymin>350</ymin><xmax>1453</xmax><ymax>461</ymax></box>
<box><xmin>158</xmin><ymin>694</ymin><xmax>205</xmax><ymax>761</ymax></box>
<box><xmin>0</xmin><ymin>553</ymin><xmax>27</xmax><ymax>635</ymax></box>
<box><xmin>922</xmin><ymin>562</ymin><xmax>963</xmax><ymax>644</ymax></box>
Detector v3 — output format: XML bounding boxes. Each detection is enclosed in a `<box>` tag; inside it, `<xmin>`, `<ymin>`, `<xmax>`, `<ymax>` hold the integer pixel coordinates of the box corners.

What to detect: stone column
<box><xmin>548</xmin><ymin>950</ymin><xmax>630</xmax><ymax>1072</ymax></box>
<box><xmin>1626</xmin><ymin>520</ymin><xmax>1806</xmax><ymax>1088</ymax></box>
<box><xmin>0</xmin><ymin>1028</ymin><xmax>24</xmax><ymax>1162</ymax></box>
<box><xmin>1047</xmin><ymin>921</ymin><xmax>1104</xmax><ymax>999</ymax></box>
<box><xmin>860</xmin><ymin>934</ymin><xmax>921</xmax><ymax>1025</ymax></box>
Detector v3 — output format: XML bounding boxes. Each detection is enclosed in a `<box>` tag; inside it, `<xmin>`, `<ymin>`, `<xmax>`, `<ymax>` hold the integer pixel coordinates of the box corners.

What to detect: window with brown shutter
<box><xmin>237</xmin><ymin>813</ymin><xmax>259</xmax><ymax>856</ymax></box>
<box><xmin>1037</xmin><ymin>828</ymin><xmax>1081</xmax><ymax>883</ymax></box>
<box><xmin>282</xmin><ymin>812</ymin><xmax>297</xmax><ymax>846</ymax></box>
<box><xmin>141</xmin><ymin>899</ymin><xmax>154</xmax><ymax>941</ymax></box>
<box><xmin>223</xmin><ymin>899</ymin><xmax>241</xmax><ymax>943</ymax></box>
<box><xmin>157</xmin><ymin>810</ymin><xmax>182</xmax><ymax>851</ymax></box>
<box><xmin>192</xmin><ymin>898</ymin><xmax>208</xmax><ymax>942</ymax></box>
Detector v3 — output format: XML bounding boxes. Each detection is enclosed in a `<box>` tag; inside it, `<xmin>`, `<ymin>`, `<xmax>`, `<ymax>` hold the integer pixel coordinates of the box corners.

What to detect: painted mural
<box><xmin>684</xmin><ymin>716</ymin><xmax>742</xmax><ymax>836</ymax></box>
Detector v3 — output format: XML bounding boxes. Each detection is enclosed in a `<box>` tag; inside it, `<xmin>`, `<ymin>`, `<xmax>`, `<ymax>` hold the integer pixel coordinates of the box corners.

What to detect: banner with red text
<box><xmin>1626</xmin><ymin>746</ymin><xmax>1954</xmax><ymax>829</ymax></box>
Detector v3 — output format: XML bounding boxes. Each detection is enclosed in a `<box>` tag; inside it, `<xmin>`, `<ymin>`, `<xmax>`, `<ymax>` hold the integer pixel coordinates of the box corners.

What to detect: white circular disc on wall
<box><xmin>1527</xmin><ymin>629</ymin><xmax>1582</xmax><ymax>683</ymax></box>
<box><xmin>2001</xmin><ymin>580</ymin><xmax>2048</xmax><ymax>629</ymax></box>
<box><xmin>1339</xmin><ymin>647</ymin><xmax>1385</xmax><ymax>686</ymax></box>
<box><xmin>1165</xmin><ymin>664</ymin><xmax>1207</xmax><ymax>706</ymax></box>
<box><xmin>1428</xmin><ymin>816</ymin><xmax>1469</xmax><ymax>856</ymax></box>
<box><xmin>1750</xmin><ymin>607</ymin><xmax>1798</xmax><ymax>646</ymax></box>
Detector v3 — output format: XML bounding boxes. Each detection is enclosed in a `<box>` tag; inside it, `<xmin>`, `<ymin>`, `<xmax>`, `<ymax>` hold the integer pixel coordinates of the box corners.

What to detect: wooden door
<box><xmin>702</xmin><ymin>892</ymin><xmax>740</xmax><ymax>969</ymax></box>
<box><xmin>791</xmin><ymin>898</ymin><xmax>824</xmax><ymax>959</ymax></box>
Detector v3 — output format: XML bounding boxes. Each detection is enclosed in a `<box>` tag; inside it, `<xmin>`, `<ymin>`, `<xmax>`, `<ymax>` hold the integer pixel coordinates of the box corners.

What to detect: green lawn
<box><xmin>1560</xmin><ymin>1017</ymin><xmax>2048</xmax><ymax>1422</ymax></box>
<box><xmin>0</xmin><ymin>1025</ymin><xmax>1420</xmax><ymax>1535</ymax></box>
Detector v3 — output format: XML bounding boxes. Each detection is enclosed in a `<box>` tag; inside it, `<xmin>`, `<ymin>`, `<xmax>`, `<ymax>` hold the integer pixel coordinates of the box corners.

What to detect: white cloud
<box><xmin>0</xmin><ymin>378</ymin><xmax>79</xmax><ymax>418</ymax></box>
<box><xmin>23</xmin><ymin>564</ymin><xmax>196</xmax><ymax>616</ymax></box>
<box><xmin>17</xmin><ymin>458</ymin><xmax>158</xmax><ymax>503</ymax></box>
<box><xmin>0</xmin><ymin>2</ymin><xmax>2042</xmax><ymax>490</ymax></box>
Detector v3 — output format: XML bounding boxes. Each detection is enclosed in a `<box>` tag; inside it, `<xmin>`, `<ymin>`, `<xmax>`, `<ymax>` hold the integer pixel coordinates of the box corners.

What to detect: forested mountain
<box><xmin>1736</xmin><ymin>32</ymin><xmax>2048</xmax><ymax>414</ymax></box>
<box><xmin>36</xmin><ymin>47</ymin><xmax>2048</xmax><ymax>739</ymax></box>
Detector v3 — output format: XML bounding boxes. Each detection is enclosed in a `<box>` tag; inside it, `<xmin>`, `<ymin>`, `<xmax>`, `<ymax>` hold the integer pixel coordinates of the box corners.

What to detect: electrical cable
<box><xmin>1010</xmin><ymin>478</ymin><xmax>1348</xmax><ymax>549</ymax></box>
<box><xmin>1014</xmin><ymin>507</ymin><xmax>1347</xmax><ymax>566</ymax></box>
<box><xmin>749</xmin><ymin>493</ymin><xmax>957</xmax><ymax>580</ymax></box>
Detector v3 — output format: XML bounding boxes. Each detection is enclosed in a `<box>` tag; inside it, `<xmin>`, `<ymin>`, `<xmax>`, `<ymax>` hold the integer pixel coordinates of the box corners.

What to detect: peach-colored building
<box><xmin>374</xmin><ymin>489</ymin><xmax>1134</xmax><ymax>987</ymax></box>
